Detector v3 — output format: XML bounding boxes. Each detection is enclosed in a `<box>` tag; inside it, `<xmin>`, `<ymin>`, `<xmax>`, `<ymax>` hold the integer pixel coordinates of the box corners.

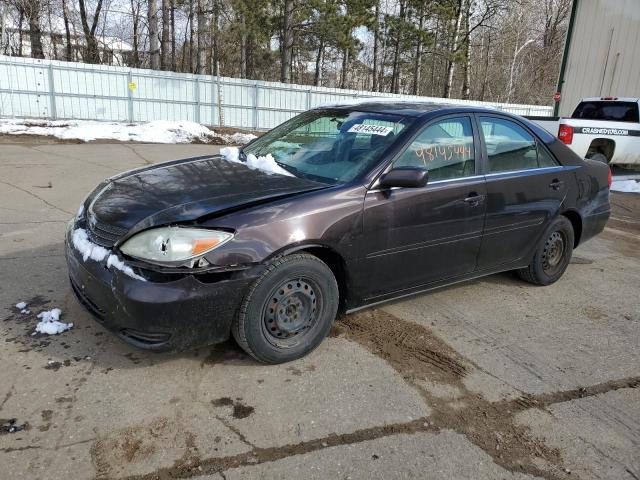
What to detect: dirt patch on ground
<box><xmin>609</xmin><ymin>192</ymin><xmax>640</xmax><ymax>234</ymax></box>
<box><xmin>110</xmin><ymin>309</ymin><xmax>640</xmax><ymax>480</ymax></box>
<box><xmin>334</xmin><ymin>309</ymin><xmax>567</xmax><ymax>480</ymax></box>
<box><xmin>211</xmin><ymin>397</ymin><xmax>255</xmax><ymax>420</ymax></box>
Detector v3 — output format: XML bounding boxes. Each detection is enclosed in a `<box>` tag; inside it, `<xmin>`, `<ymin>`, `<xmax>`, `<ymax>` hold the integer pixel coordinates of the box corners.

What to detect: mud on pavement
<box><xmin>332</xmin><ymin>310</ymin><xmax>640</xmax><ymax>480</ymax></box>
<box><xmin>112</xmin><ymin>308</ymin><xmax>639</xmax><ymax>480</ymax></box>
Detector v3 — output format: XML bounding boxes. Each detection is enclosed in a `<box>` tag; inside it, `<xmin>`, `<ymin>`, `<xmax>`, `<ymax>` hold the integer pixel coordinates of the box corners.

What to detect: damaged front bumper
<box><xmin>64</xmin><ymin>224</ymin><xmax>256</xmax><ymax>351</ymax></box>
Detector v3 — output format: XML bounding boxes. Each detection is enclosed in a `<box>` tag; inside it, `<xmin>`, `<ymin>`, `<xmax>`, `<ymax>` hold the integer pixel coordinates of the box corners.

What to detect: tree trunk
<box><xmin>46</xmin><ymin>6</ymin><xmax>58</xmax><ymax>59</ymax></box>
<box><xmin>443</xmin><ymin>0</ymin><xmax>464</xmax><ymax>98</ymax></box>
<box><xmin>78</xmin><ymin>0</ymin><xmax>103</xmax><ymax>63</ymax></box>
<box><xmin>196</xmin><ymin>0</ymin><xmax>206</xmax><ymax>74</ymax></box>
<box><xmin>17</xmin><ymin>10</ymin><xmax>24</xmax><ymax>56</ymax></box>
<box><xmin>378</xmin><ymin>20</ymin><xmax>388</xmax><ymax>92</ymax></box>
<box><xmin>314</xmin><ymin>38</ymin><xmax>324</xmax><ymax>86</ymax></box>
<box><xmin>239</xmin><ymin>13</ymin><xmax>247</xmax><ymax>78</ymax></box>
<box><xmin>280</xmin><ymin>0</ymin><xmax>294</xmax><ymax>83</ymax></box>
<box><xmin>461</xmin><ymin>0</ymin><xmax>471</xmax><ymax>99</ymax></box>
<box><xmin>148</xmin><ymin>0</ymin><xmax>160</xmax><ymax>69</ymax></box>
<box><xmin>211</xmin><ymin>0</ymin><xmax>219</xmax><ymax>76</ymax></box>
<box><xmin>479</xmin><ymin>32</ymin><xmax>490</xmax><ymax>101</ymax></box>
<box><xmin>130</xmin><ymin>0</ymin><xmax>140</xmax><ymax>67</ymax></box>
<box><xmin>188</xmin><ymin>0</ymin><xmax>194</xmax><ymax>72</ymax></box>
<box><xmin>340</xmin><ymin>47</ymin><xmax>349</xmax><ymax>89</ymax></box>
<box><xmin>160</xmin><ymin>0</ymin><xmax>170</xmax><ymax>69</ymax></box>
<box><xmin>412</xmin><ymin>3</ymin><xmax>425</xmax><ymax>95</ymax></box>
<box><xmin>62</xmin><ymin>0</ymin><xmax>73</xmax><ymax>61</ymax></box>
<box><xmin>372</xmin><ymin>1</ymin><xmax>380</xmax><ymax>91</ymax></box>
<box><xmin>24</xmin><ymin>1</ymin><xmax>44</xmax><ymax>59</ymax></box>
<box><xmin>171</xmin><ymin>0</ymin><xmax>176</xmax><ymax>71</ymax></box>
<box><xmin>391</xmin><ymin>0</ymin><xmax>405</xmax><ymax>94</ymax></box>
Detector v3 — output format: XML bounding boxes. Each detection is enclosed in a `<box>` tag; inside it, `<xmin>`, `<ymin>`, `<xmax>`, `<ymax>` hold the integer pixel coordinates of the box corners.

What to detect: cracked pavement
<box><xmin>0</xmin><ymin>142</ymin><xmax>639</xmax><ymax>479</ymax></box>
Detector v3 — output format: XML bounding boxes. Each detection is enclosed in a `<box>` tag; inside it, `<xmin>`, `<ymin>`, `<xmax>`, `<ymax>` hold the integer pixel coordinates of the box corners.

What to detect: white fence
<box><xmin>0</xmin><ymin>56</ymin><xmax>553</xmax><ymax>130</ymax></box>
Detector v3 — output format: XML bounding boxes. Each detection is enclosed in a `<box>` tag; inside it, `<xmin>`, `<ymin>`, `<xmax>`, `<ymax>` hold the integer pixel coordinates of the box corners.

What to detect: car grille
<box><xmin>86</xmin><ymin>217</ymin><xmax>127</xmax><ymax>248</ymax></box>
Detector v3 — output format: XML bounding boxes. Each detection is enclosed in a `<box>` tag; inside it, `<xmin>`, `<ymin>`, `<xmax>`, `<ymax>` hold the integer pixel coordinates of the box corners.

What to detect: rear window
<box><xmin>572</xmin><ymin>101</ymin><xmax>639</xmax><ymax>122</ymax></box>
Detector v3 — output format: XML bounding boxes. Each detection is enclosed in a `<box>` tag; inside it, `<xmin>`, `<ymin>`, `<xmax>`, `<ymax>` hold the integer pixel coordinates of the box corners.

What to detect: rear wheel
<box><xmin>232</xmin><ymin>253</ymin><xmax>338</xmax><ymax>364</ymax></box>
<box><xmin>517</xmin><ymin>216</ymin><xmax>574</xmax><ymax>286</ymax></box>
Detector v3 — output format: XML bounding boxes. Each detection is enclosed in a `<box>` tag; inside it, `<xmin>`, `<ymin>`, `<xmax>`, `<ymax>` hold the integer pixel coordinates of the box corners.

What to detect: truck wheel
<box><xmin>517</xmin><ymin>216</ymin><xmax>574</xmax><ymax>286</ymax></box>
<box><xmin>588</xmin><ymin>152</ymin><xmax>609</xmax><ymax>164</ymax></box>
<box><xmin>232</xmin><ymin>253</ymin><xmax>339</xmax><ymax>364</ymax></box>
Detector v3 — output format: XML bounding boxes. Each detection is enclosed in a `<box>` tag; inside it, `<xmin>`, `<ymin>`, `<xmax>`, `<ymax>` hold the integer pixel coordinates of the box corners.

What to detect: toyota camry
<box><xmin>66</xmin><ymin>101</ymin><xmax>611</xmax><ymax>363</ymax></box>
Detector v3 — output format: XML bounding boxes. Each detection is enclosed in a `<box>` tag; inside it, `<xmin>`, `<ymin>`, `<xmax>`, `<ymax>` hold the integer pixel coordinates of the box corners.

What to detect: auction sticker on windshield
<box><xmin>347</xmin><ymin>124</ymin><xmax>394</xmax><ymax>136</ymax></box>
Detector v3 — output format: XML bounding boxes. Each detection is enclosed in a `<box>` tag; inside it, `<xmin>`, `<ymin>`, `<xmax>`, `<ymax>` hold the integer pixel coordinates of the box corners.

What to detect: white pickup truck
<box><xmin>557</xmin><ymin>97</ymin><xmax>640</xmax><ymax>167</ymax></box>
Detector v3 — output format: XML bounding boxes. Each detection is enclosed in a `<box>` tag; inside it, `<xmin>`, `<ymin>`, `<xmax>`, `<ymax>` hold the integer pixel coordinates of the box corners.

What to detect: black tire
<box><xmin>232</xmin><ymin>253</ymin><xmax>339</xmax><ymax>364</ymax></box>
<box><xmin>517</xmin><ymin>216</ymin><xmax>574</xmax><ymax>286</ymax></box>
<box><xmin>587</xmin><ymin>152</ymin><xmax>609</xmax><ymax>164</ymax></box>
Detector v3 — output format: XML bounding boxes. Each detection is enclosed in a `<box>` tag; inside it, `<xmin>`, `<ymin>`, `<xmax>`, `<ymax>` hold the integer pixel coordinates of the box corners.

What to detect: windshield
<box><xmin>243</xmin><ymin>110</ymin><xmax>413</xmax><ymax>184</ymax></box>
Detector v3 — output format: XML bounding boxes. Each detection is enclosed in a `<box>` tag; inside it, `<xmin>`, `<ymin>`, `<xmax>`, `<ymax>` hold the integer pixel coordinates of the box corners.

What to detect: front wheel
<box><xmin>517</xmin><ymin>216</ymin><xmax>574</xmax><ymax>286</ymax></box>
<box><xmin>232</xmin><ymin>253</ymin><xmax>339</xmax><ymax>364</ymax></box>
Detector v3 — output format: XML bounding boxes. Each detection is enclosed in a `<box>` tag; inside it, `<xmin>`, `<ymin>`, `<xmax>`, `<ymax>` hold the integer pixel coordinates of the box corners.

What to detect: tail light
<box><xmin>608</xmin><ymin>168</ymin><xmax>612</xmax><ymax>188</ymax></box>
<box><xmin>558</xmin><ymin>124</ymin><xmax>573</xmax><ymax>144</ymax></box>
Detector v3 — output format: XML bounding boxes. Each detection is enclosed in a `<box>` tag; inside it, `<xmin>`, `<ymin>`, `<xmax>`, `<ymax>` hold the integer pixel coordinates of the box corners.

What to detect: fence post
<box><xmin>47</xmin><ymin>63</ymin><xmax>57</xmax><ymax>120</ymax></box>
<box><xmin>306</xmin><ymin>89</ymin><xmax>312</xmax><ymax>110</ymax></box>
<box><xmin>127</xmin><ymin>70</ymin><xmax>134</xmax><ymax>122</ymax></box>
<box><xmin>253</xmin><ymin>82</ymin><xmax>259</xmax><ymax>130</ymax></box>
<box><xmin>194</xmin><ymin>77</ymin><xmax>200</xmax><ymax>123</ymax></box>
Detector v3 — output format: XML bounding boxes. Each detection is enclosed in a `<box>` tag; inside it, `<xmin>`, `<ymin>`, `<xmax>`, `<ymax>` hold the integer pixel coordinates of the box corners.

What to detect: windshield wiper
<box><xmin>275</xmin><ymin>160</ymin><xmax>301</xmax><ymax>177</ymax></box>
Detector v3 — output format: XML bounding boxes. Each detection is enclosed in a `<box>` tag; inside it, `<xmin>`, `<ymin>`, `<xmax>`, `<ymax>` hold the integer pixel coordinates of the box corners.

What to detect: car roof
<box><xmin>313</xmin><ymin>98</ymin><xmax>500</xmax><ymax>118</ymax></box>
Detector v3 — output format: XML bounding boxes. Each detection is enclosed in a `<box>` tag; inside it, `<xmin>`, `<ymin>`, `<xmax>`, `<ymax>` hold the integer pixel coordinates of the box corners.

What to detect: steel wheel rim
<box><xmin>542</xmin><ymin>230</ymin><xmax>567</xmax><ymax>275</ymax></box>
<box><xmin>262</xmin><ymin>277</ymin><xmax>322</xmax><ymax>348</ymax></box>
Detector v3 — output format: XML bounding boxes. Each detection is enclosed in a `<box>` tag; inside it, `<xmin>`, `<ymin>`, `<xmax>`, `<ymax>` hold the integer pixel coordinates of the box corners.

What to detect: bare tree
<box><xmin>14</xmin><ymin>0</ymin><xmax>45</xmax><ymax>58</ymax></box>
<box><xmin>443</xmin><ymin>0</ymin><xmax>463</xmax><ymax>98</ymax></box>
<box><xmin>280</xmin><ymin>0</ymin><xmax>294</xmax><ymax>83</ymax></box>
<box><xmin>61</xmin><ymin>0</ymin><xmax>73</xmax><ymax>61</ymax></box>
<box><xmin>161</xmin><ymin>0</ymin><xmax>170</xmax><ymax>69</ymax></box>
<box><xmin>196</xmin><ymin>0</ymin><xmax>206</xmax><ymax>74</ymax></box>
<box><xmin>148</xmin><ymin>0</ymin><xmax>160</xmax><ymax>69</ymax></box>
<box><xmin>78</xmin><ymin>0</ymin><xmax>104</xmax><ymax>63</ymax></box>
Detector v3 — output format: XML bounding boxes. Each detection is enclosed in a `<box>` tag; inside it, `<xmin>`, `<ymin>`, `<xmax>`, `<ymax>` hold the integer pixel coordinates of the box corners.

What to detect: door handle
<box><xmin>549</xmin><ymin>179</ymin><xmax>564</xmax><ymax>190</ymax></box>
<box><xmin>463</xmin><ymin>193</ymin><xmax>484</xmax><ymax>206</ymax></box>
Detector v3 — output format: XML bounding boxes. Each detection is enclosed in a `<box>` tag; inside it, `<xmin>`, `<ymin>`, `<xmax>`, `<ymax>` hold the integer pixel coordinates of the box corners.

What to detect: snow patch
<box><xmin>611</xmin><ymin>179</ymin><xmax>640</xmax><ymax>194</ymax></box>
<box><xmin>220</xmin><ymin>146</ymin><xmax>294</xmax><ymax>177</ymax></box>
<box><xmin>35</xmin><ymin>308</ymin><xmax>73</xmax><ymax>335</ymax></box>
<box><xmin>72</xmin><ymin>228</ymin><xmax>109</xmax><ymax>262</ymax></box>
<box><xmin>0</xmin><ymin>119</ymin><xmax>257</xmax><ymax>145</ymax></box>
<box><xmin>15</xmin><ymin>301</ymin><xmax>27</xmax><ymax>310</ymax></box>
<box><xmin>71</xmin><ymin>228</ymin><xmax>145</xmax><ymax>281</ymax></box>
<box><xmin>106</xmin><ymin>254</ymin><xmax>146</xmax><ymax>281</ymax></box>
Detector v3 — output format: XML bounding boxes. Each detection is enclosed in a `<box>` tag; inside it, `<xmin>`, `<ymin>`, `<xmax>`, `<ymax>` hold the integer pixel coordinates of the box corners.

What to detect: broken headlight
<box><xmin>120</xmin><ymin>227</ymin><xmax>233</xmax><ymax>267</ymax></box>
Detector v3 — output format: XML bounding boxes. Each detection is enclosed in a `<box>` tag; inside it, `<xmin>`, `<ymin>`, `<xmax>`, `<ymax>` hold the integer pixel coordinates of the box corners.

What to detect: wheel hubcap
<box><xmin>264</xmin><ymin>279</ymin><xmax>319</xmax><ymax>344</ymax></box>
<box><xmin>542</xmin><ymin>231</ymin><xmax>566</xmax><ymax>274</ymax></box>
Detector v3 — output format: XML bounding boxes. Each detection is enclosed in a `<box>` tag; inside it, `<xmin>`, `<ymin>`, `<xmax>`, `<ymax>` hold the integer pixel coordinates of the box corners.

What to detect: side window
<box><xmin>480</xmin><ymin>117</ymin><xmax>539</xmax><ymax>173</ymax></box>
<box><xmin>537</xmin><ymin>143</ymin><xmax>558</xmax><ymax>167</ymax></box>
<box><xmin>394</xmin><ymin>117</ymin><xmax>475</xmax><ymax>181</ymax></box>
<box><xmin>480</xmin><ymin>117</ymin><xmax>558</xmax><ymax>172</ymax></box>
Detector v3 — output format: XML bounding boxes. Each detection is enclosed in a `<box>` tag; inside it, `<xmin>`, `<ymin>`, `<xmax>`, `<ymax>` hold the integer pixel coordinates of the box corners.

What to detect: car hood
<box><xmin>87</xmin><ymin>155</ymin><xmax>327</xmax><ymax>235</ymax></box>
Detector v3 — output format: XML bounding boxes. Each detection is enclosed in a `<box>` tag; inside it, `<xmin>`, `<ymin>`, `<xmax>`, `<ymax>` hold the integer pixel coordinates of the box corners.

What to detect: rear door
<box><xmin>361</xmin><ymin>115</ymin><xmax>487</xmax><ymax>299</ymax></box>
<box><xmin>475</xmin><ymin>114</ymin><xmax>573</xmax><ymax>270</ymax></box>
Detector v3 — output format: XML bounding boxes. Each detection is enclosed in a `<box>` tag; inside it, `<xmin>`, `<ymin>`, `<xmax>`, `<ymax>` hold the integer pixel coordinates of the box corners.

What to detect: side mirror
<box><xmin>378</xmin><ymin>167</ymin><xmax>429</xmax><ymax>189</ymax></box>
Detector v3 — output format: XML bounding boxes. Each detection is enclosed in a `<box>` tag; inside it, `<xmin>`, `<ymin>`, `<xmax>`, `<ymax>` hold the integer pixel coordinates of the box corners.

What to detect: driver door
<box><xmin>361</xmin><ymin>115</ymin><xmax>487</xmax><ymax>300</ymax></box>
